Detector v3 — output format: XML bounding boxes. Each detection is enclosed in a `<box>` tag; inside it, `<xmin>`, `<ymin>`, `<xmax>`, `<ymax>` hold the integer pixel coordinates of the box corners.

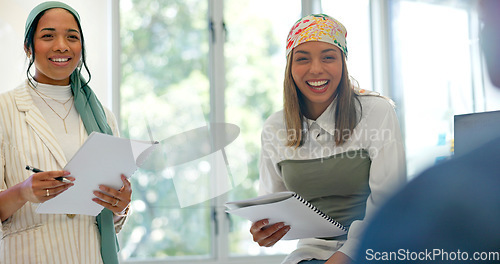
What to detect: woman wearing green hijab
<box><xmin>0</xmin><ymin>2</ymin><xmax>131</xmax><ymax>263</ymax></box>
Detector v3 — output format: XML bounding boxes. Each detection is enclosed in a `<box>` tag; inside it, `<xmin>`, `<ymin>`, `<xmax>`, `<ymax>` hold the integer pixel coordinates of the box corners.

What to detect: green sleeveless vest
<box><xmin>278</xmin><ymin>149</ymin><xmax>371</xmax><ymax>238</ymax></box>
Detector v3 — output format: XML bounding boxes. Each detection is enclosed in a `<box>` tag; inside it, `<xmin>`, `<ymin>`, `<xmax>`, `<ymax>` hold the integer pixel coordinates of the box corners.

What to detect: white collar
<box><xmin>304</xmin><ymin>99</ymin><xmax>337</xmax><ymax>136</ymax></box>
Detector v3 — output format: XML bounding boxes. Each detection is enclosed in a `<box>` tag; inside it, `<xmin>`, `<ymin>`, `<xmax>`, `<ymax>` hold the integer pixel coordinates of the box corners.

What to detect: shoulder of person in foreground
<box><xmin>355</xmin><ymin>137</ymin><xmax>500</xmax><ymax>262</ymax></box>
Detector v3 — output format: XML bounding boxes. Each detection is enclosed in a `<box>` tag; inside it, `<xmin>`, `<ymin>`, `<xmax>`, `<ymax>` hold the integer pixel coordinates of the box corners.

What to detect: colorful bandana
<box><xmin>286</xmin><ymin>14</ymin><xmax>348</xmax><ymax>57</ymax></box>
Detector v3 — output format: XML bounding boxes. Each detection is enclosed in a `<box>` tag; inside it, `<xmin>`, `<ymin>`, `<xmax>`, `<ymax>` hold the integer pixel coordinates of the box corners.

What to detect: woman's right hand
<box><xmin>20</xmin><ymin>170</ymin><xmax>74</xmax><ymax>203</ymax></box>
<box><xmin>250</xmin><ymin>219</ymin><xmax>290</xmax><ymax>247</ymax></box>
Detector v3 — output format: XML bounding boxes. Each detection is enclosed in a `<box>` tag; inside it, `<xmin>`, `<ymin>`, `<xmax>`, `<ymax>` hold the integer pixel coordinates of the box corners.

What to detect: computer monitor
<box><xmin>454</xmin><ymin>110</ymin><xmax>500</xmax><ymax>157</ymax></box>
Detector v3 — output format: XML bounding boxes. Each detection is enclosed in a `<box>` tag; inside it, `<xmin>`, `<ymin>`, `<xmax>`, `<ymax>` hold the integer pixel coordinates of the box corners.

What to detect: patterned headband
<box><xmin>286</xmin><ymin>14</ymin><xmax>348</xmax><ymax>57</ymax></box>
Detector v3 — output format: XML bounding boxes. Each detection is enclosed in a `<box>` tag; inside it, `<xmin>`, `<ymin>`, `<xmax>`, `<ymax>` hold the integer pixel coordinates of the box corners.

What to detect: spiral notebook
<box><xmin>225</xmin><ymin>191</ymin><xmax>347</xmax><ymax>240</ymax></box>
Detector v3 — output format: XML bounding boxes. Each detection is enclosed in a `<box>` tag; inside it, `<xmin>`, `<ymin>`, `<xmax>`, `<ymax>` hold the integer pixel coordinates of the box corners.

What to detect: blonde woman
<box><xmin>250</xmin><ymin>14</ymin><xmax>406</xmax><ymax>264</ymax></box>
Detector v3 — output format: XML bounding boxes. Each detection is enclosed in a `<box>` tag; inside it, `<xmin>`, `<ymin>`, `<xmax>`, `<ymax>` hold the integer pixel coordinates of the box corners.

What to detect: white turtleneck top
<box><xmin>28</xmin><ymin>81</ymin><xmax>81</xmax><ymax>161</ymax></box>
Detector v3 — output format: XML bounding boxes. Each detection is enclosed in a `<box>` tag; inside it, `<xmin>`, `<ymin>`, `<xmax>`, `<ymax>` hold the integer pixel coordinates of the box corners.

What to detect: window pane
<box><xmin>119</xmin><ymin>0</ymin><xmax>211</xmax><ymax>260</ymax></box>
<box><xmin>391</xmin><ymin>0</ymin><xmax>475</xmax><ymax>178</ymax></box>
<box><xmin>322</xmin><ymin>0</ymin><xmax>373</xmax><ymax>91</ymax></box>
<box><xmin>224</xmin><ymin>0</ymin><xmax>301</xmax><ymax>257</ymax></box>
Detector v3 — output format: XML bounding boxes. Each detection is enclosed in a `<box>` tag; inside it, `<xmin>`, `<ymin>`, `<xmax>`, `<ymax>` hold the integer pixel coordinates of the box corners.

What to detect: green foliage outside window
<box><xmin>119</xmin><ymin>0</ymin><xmax>284</xmax><ymax>259</ymax></box>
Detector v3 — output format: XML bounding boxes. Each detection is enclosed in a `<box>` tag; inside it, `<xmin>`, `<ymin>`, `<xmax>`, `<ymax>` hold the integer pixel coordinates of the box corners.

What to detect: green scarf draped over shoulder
<box><xmin>25</xmin><ymin>2</ymin><xmax>119</xmax><ymax>264</ymax></box>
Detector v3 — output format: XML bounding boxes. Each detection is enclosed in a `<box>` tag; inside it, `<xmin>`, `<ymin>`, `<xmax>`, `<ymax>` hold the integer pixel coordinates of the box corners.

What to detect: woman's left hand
<box><xmin>92</xmin><ymin>174</ymin><xmax>131</xmax><ymax>215</ymax></box>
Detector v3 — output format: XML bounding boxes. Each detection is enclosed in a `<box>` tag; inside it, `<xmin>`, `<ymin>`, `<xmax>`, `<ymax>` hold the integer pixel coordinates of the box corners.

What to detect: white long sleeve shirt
<box><xmin>259</xmin><ymin>95</ymin><xmax>407</xmax><ymax>263</ymax></box>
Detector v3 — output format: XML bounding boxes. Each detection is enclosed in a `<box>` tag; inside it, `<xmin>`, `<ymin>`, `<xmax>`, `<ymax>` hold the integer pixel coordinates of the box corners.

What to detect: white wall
<box><xmin>0</xmin><ymin>0</ymin><xmax>112</xmax><ymax>108</ymax></box>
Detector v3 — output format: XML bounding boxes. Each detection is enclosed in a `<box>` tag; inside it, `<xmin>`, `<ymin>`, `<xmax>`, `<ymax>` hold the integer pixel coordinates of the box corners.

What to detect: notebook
<box><xmin>225</xmin><ymin>191</ymin><xmax>347</xmax><ymax>240</ymax></box>
<box><xmin>36</xmin><ymin>132</ymin><xmax>159</xmax><ymax>216</ymax></box>
<box><xmin>454</xmin><ymin>110</ymin><xmax>500</xmax><ymax>157</ymax></box>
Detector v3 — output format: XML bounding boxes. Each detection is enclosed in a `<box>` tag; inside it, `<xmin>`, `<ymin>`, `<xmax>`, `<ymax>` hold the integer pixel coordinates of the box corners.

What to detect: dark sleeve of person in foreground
<box><xmin>355</xmin><ymin>138</ymin><xmax>500</xmax><ymax>263</ymax></box>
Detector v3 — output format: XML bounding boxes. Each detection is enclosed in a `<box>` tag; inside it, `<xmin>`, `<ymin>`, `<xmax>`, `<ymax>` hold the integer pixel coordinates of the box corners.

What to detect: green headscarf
<box><xmin>25</xmin><ymin>2</ymin><xmax>118</xmax><ymax>264</ymax></box>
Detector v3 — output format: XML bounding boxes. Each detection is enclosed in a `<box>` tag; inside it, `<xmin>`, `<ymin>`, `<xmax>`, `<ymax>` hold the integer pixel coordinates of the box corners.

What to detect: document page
<box><xmin>36</xmin><ymin>132</ymin><xmax>158</xmax><ymax>216</ymax></box>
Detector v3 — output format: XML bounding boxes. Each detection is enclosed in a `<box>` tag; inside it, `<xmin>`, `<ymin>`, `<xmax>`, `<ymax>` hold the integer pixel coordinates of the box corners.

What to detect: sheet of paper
<box><xmin>224</xmin><ymin>191</ymin><xmax>295</xmax><ymax>210</ymax></box>
<box><xmin>226</xmin><ymin>192</ymin><xmax>347</xmax><ymax>240</ymax></box>
<box><xmin>36</xmin><ymin>132</ymin><xmax>158</xmax><ymax>216</ymax></box>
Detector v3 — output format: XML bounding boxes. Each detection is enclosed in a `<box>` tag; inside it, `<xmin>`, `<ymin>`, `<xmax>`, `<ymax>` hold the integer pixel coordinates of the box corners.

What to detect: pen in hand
<box><xmin>25</xmin><ymin>165</ymin><xmax>72</xmax><ymax>184</ymax></box>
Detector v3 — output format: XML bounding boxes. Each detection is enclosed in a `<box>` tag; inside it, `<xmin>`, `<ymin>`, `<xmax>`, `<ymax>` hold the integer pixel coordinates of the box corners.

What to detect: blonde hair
<box><xmin>283</xmin><ymin>52</ymin><xmax>360</xmax><ymax>148</ymax></box>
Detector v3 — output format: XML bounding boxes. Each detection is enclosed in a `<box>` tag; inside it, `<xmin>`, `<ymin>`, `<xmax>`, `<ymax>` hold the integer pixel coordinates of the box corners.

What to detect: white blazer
<box><xmin>0</xmin><ymin>81</ymin><xmax>121</xmax><ymax>264</ymax></box>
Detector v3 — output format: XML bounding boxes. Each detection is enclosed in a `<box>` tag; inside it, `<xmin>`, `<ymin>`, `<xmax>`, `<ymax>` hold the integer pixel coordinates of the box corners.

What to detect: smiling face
<box><xmin>31</xmin><ymin>8</ymin><xmax>82</xmax><ymax>85</ymax></box>
<box><xmin>291</xmin><ymin>41</ymin><xmax>343</xmax><ymax>119</ymax></box>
